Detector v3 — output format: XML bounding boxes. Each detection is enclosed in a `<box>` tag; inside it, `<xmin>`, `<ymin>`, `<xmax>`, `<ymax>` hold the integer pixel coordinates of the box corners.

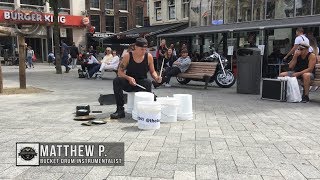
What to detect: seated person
<box><xmin>153</xmin><ymin>49</ymin><xmax>191</xmax><ymax>88</ymax></box>
<box><xmin>80</xmin><ymin>53</ymin><xmax>100</xmax><ymax>78</ymax></box>
<box><xmin>279</xmin><ymin>42</ymin><xmax>316</xmax><ymax>103</ymax></box>
<box><xmin>110</xmin><ymin>37</ymin><xmax>162</xmax><ymax>119</ymax></box>
<box><xmin>163</xmin><ymin>48</ymin><xmax>177</xmax><ymax>68</ymax></box>
<box><xmin>97</xmin><ymin>50</ymin><xmax>120</xmax><ymax>75</ymax></box>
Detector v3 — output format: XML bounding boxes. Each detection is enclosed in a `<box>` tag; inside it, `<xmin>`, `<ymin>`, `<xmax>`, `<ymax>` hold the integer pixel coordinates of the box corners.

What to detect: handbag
<box><xmin>286</xmin><ymin>76</ymin><xmax>301</xmax><ymax>102</ymax></box>
<box><xmin>32</xmin><ymin>54</ymin><xmax>36</xmax><ymax>62</ymax></box>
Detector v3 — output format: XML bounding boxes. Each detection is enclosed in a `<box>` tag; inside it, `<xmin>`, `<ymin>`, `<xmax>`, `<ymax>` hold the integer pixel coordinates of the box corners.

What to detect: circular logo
<box><xmin>18</xmin><ymin>147</ymin><xmax>37</xmax><ymax>161</ymax></box>
<box><xmin>82</xmin><ymin>17</ymin><xmax>90</xmax><ymax>26</ymax></box>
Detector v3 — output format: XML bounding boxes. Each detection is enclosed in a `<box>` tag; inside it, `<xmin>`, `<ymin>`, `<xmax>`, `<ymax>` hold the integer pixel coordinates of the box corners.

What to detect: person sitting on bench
<box><xmin>279</xmin><ymin>42</ymin><xmax>316</xmax><ymax>103</ymax></box>
<box><xmin>96</xmin><ymin>50</ymin><xmax>120</xmax><ymax>76</ymax></box>
<box><xmin>153</xmin><ymin>49</ymin><xmax>191</xmax><ymax>88</ymax></box>
<box><xmin>110</xmin><ymin>37</ymin><xmax>162</xmax><ymax>119</ymax></box>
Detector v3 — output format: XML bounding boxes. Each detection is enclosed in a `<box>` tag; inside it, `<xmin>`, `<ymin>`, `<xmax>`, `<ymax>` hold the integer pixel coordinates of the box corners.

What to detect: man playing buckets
<box><xmin>110</xmin><ymin>38</ymin><xmax>162</xmax><ymax>119</ymax></box>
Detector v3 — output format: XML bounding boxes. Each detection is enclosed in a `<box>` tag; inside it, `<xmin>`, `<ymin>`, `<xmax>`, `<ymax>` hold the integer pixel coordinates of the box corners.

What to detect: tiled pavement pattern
<box><xmin>1</xmin><ymin>64</ymin><xmax>320</xmax><ymax>180</ymax></box>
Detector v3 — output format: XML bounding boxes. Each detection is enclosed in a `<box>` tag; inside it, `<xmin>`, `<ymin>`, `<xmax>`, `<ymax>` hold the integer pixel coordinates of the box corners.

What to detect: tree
<box><xmin>48</xmin><ymin>0</ymin><xmax>62</xmax><ymax>74</ymax></box>
<box><xmin>0</xmin><ymin>26</ymin><xmax>27</xmax><ymax>91</ymax></box>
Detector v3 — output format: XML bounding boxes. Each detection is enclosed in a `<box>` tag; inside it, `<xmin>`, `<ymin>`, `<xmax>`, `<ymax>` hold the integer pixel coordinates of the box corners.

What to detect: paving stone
<box><xmin>155</xmin><ymin>163</ymin><xmax>195</xmax><ymax>172</ymax></box>
<box><xmin>110</xmin><ymin>161</ymin><xmax>136</xmax><ymax>176</ymax></box>
<box><xmin>218</xmin><ymin>173</ymin><xmax>263</xmax><ymax>180</ymax></box>
<box><xmin>279</xmin><ymin>168</ymin><xmax>307</xmax><ymax>180</ymax></box>
<box><xmin>196</xmin><ymin>164</ymin><xmax>218</xmax><ymax>180</ymax></box>
<box><xmin>83</xmin><ymin>166</ymin><xmax>113</xmax><ymax>180</ymax></box>
<box><xmin>215</xmin><ymin>160</ymin><xmax>238</xmax><ymax>174</ymax></box>
<box><xmin>59</xmin><ymin>173</ymin><xmax>86</xmax><ymax>180</ymax></box>
<box><xmin>131</xmin><ymin>169</ymin><xmax>174</xmax><ymax>179</ymax></box>
<box><xmin>107</xmin><ymin>176</ymin><xmax>151</xmax><ymax>180</ymax></box>
<box><xmin>158</xmin><ymin>152</ymin><xmax>178</xmax><ymax>164</ymax></box>
<box><xmin>14</xmin><ymin>171</ymin><xmax>63</xmax><ymax>180</ymax></box>
<box><xmin>261</xmin><ymin>176</ymin><xmax>285</xmax><ymax>180</ymax></box>
<box><xmin>237</xmin><ymin>167</ymin><xmax>281</xmax><ymax>176</ymax></box>
<box><xmin>294</xmin><ymin>164</ymin><xmax>320</xmax><ymax>179</ymax></box>
<box><xmin>173</xmin><ymin>171</ymin><xmax>195</xmax><ymax>180</ymax></box>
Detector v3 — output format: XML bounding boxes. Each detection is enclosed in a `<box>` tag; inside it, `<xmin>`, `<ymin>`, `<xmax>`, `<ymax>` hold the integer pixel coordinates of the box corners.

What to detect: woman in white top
<box><xmin>98</xmin><ymin>50</ymin><xmax>120</xmax><ymax>73</ymax></box>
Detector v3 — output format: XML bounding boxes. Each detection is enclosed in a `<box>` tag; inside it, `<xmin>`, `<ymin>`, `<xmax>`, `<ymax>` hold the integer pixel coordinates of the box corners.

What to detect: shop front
<box><xmin>159</xmin><ymin>15</ymin><xmax>320</xmax><ymax>78</ymax></box>
<box><xmin>0</xmin><ymin>9</ymin><xmax>87</xmax><ymax>63</ymax></box>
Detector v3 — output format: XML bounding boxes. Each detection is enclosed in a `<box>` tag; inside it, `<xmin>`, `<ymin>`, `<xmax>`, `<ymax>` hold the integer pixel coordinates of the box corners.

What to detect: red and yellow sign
<box><xmin>0</xmin><ymin>10</ymin><xmax>88</xmax><ymax>27</ymax></box>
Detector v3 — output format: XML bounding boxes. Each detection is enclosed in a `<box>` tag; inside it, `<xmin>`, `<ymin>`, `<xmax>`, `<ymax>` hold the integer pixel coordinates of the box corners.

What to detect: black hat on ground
<box><xmin>135</xmin><ymin>37</ymin><xmax>148</xmax><ymax>47</ymax></box>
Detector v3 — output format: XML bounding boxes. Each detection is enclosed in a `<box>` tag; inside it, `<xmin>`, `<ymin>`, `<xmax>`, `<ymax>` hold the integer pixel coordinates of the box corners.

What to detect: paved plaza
<box><xmin>1</xmin><ymin>63</ymin><xmax>320</xmax><ymax>180</ymax></box>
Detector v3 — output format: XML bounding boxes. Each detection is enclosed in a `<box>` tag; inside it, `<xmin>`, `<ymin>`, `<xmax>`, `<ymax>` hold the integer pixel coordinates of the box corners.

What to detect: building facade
<box><xmin>0</xmin><ymin>0</ymin><xmax>87</xmax><ymax>62</ymax></box>
<box><xmin>85</xmin><ymin>0</ymin><xmax>147</xmax><ymax>34</ymax></box>
<box><xmin>160</xmin><ymin>0</ymin><xmax>320</xmax><ymax>78</ymax></box>
<box><xmin>148</xmin><ymin>0</ymin><xmax>190</xmax><ymax>25</ymax></box>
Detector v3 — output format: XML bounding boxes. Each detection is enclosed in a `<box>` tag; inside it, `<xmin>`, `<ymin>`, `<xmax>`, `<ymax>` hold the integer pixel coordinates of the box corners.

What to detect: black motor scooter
<box><xmin>176</xmin><ymin>49</ymin><xmax>236</xmax><ymax>88</ymax></box>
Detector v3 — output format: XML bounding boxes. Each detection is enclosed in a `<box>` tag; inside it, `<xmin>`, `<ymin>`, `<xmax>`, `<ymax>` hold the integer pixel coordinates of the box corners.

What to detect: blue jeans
<box><xmin>27</xmin><ymin>56</ymin><xmax>33</xmax><ymax>68</ymax></box>
<box><xmin>61</xmin><ymin>55</ymin><xmax>69</xmax><ymax>70</ymax></box>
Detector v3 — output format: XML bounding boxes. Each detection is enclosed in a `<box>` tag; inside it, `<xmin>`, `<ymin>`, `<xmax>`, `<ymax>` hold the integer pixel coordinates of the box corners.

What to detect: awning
<box><xmin>158</xmin><ymin>15</ymin><xmax>320</xmax><ymax>37</ymax></box>
<box><xmin>119</xmin><ymin>22</ymin><xmax>188</xmax><ymax>38</ymax></box>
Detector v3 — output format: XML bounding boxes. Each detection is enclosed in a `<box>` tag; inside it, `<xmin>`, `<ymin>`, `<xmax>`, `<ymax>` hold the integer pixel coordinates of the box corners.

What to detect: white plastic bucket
<box><xmin>125</xmin><ymin>92</ymin><xmax>135</xmax><ymax>114</ymax></box>
<box><xmin>132</xmin><ymin>92</ymin><xmax>154</xmax><ymax>120</ymax></box>
<box><xmin>157</xmin><ymin>97</ymin><xmax>179</xmax><ymax>122</ymax></box>
<box><xmin>173</xmin><ymin>94</ymin><xmax>193</xmax><ymax>121</ymax></box>
<box><xmin>137</xmin><ymin>101</ymin><xmax>161</xmax><ymax>130</ymax></box>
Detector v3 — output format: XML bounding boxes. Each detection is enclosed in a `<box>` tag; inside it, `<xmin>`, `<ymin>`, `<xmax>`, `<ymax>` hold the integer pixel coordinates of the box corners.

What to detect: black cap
<box><xmin>135</xmin><ymin>37</ymin><xmax>148</xmax><ymax>47</ymax></box>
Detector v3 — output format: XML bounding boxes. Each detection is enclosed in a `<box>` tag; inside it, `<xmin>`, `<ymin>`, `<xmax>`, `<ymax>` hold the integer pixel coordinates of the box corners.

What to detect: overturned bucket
<box><xmin>132</xmin><ymin>92</ymin><xmax>154</xmax><ymax>120</ymax></box>
<box><xmin>137</xmin><ymin>101</ymin><xmax>161</xmax><ymax>130</ymax></box>
<box><xmin>157</xmin><ymin>97</ymin><xmax>179</xmax><ymax>123</ymax></box>
<box><xmin>125</xmin><ymin>92</ymin><xmax>135</xmax><ymax>114</ymax></box>
<box><xmin>173</xmin><ymin>94</ymin><xmax>193</xmax><ymax>120</ymax></box>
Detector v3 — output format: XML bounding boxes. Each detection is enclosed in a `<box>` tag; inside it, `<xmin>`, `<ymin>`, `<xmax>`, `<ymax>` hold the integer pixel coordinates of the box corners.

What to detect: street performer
<box><xmin>110</xmin><ymin>37</ymin><xmax>162</xmax><ymax>119</ymax></box>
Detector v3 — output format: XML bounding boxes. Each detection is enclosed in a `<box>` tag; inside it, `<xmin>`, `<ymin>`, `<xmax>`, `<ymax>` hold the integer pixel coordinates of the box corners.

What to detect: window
<box><xmin>253</xmin><ymin>0</ymin><xmax>265</xmax><ymax>20</ymax></box>
<box><xmin>20</xmin><ymin>0</ymin><xmax>42</xmax><ymax>6</ymax></box>
<box><xmin>314</xmin><ymin>0</ymin><xmax>320</xmax><ymax>14</ymax></box>
<box><xmin>212</xmin><ymin>0</ymin><xmax>223</xmax><ymax>22</ymax></box>
<box><xmin>168</xmin><ymin>0</ymin><xmax>175</xmax><ymax>20</ymax></box>
<box><xmin>105</xmin><ymin>0</ymin><xmax>113</xmax><ymax>9</ymax></box>
<box><xmin>225</xmin><ymin>0</ymin><xmax>237</xmax><ymax>23</ymax></box>
<box><xmin>296</xmin><ymin>0</ymin><xmax>311</xmax><ymax>16</ymax></box>
<box><xmin>105</xmin><ymin>16</ymin><xmax>114</xmax><ymax>32</ymax></box>
<box><xmin>182</xmin><ymin>0</ymin><xmax>190</xmax><ymax>18</ymax></box>
<box><xmin>119</xmin><ymin>0</ymin><xmax>127</xmax><ymax>10</ymax></box>
<box><xmin>190</xmin><ymin>0</ymin><xmax>200</xmax><ymax>26</ymax></box>
<box><xmin>155</xmin><ymin>1</ymin><xmax>162</xmax><ymax>21</ymax></box>
<box><xmin>238</xmin><ymin>0</ymin><xmax>252</xmax><ymax>22</ymax></box>
<box><xmin>0</xmin><ymin>0</ymin><xmax>14</xmax><ymax>3</ymax></box>
<box><xmin>136</xmin><ymin>6</ymin><xmax>144</xmax><ymax>26</ymax></box>
<box><xmin>90</xmin><ymin>0</ymin><xmax>99</xmax><ymax>9</ymax></box>
<box><xmin>119</xmin><ymin>16</ymin><xmax>127</xmax><ymax>32</ymax></box>
<box><xmin>266</xmin><ymin>0</ymin><xmax>275</xmax><ymax>19</ymax></box>
<box><xmin>90</xmin><ymin>15</ymin><xmax>101</xmax><ymax>32</ymax></box>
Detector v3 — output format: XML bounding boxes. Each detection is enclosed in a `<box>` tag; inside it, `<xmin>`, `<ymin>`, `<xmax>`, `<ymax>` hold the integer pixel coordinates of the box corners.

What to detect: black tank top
<box><xmin>126</xmin><ymin>52</ymin><xmax>149</xmax><ymax>80</ymax></box>
<box><xmin>294</xmin><ymin>52</ymin><xmax>315</xmax><ymax>74</ymax></box>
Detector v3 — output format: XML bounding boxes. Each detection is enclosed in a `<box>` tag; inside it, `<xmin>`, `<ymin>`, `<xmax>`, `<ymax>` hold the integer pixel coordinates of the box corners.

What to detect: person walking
<box><xmin>26</xmin><ymin>46</ymin><xmax>34</xmax><ymax>69</ymax></box>
<box><xmin>69</xmin><ymin>42</ymin><xmax>79</xmax><ymax>69</ymax></box>
<box><xmin>61</xmin><ymin>40</ymin><xmax>71</xmax><ymax>73</ymax></box>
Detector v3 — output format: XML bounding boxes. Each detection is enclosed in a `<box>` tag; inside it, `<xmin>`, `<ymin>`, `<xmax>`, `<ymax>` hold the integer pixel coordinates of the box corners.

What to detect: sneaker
<box><xmin>301</xmin><ymin>95</ymin><xmax>309</xmax><ymax>103</ymax></box>
<box><xmin>65</xmin><ymin>67</ymin><xmax>70</xmax><ymax>73</ymax></box>
<box><xmin>164</xmin><ymin>83</ymin><xmax>171</xmax><ymax>87</ymax></box>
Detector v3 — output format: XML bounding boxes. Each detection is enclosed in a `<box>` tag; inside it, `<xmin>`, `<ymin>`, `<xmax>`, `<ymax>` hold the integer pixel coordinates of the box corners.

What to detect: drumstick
<box><xmin>159</xmin><ymin>58</ymin><xmax>165</xmax><ymax>77</ymax></box>
<box><xmin>136</xmin><ymin>83</ymin><xmax>146</xmax><ymax>90</ymax></box>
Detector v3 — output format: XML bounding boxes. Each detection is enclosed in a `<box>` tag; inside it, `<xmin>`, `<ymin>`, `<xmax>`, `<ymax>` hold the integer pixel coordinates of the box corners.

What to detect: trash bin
<box><xmin>237</xmin><ymin>48</ymin><xmax>262</xmax><ymax>94</ymax></box>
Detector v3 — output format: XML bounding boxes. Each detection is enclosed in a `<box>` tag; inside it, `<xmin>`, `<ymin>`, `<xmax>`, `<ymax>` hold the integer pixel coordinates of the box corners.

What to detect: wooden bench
<box><xmin>176</xmin><ymin>62</ymin><xmax>218</xmax><ymax>89</ymax></box>
<box><xmin>311</xmin><ymin>63</ymin><xmax>320</xmax><ymax>87</ymax></box>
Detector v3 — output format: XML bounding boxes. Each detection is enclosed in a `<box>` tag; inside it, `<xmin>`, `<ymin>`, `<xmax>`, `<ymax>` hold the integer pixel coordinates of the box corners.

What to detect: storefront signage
<box><xmin>0</xmin><ymin>10</ymin><xmax>86</xmax><ymax>27</ymax></box>
<box><xmin>93</xmin><ymin>32</ymin><xmax>114</xmax><ymax>38</ymax></box>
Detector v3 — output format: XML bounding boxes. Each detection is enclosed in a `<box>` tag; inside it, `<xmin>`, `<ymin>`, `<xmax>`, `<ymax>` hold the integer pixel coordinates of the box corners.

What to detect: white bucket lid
<box><xmin>137</xmin><ymin>101</ymin><xmax>161</xmax><ymax>111</ymax></box>
<box><xmin>135</xmin><ymin>92</ymin><xmax>154</xmax><ymax>98</ymax></box>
